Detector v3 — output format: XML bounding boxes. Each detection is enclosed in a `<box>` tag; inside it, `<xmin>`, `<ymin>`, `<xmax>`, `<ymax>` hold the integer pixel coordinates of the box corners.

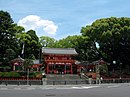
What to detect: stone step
<box><xmin>46</xmin><ymin>74</ymin><xmax>85</xmax><ymax>81</ymax></box>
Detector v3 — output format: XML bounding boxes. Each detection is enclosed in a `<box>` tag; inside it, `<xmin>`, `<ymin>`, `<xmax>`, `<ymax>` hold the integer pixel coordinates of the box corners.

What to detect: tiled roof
<box><xmin>10</xmin><ymin>56</ymin><xmax>24</xmax><ymax>63</ymax></box>
<box><xmin>42</xmin><ymin>48</ymin><xmax>77</xmax><ymax>55</ymax></box>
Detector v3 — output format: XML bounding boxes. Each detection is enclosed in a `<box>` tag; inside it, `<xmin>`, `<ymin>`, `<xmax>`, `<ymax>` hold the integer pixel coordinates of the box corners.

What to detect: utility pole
<box><xmin>96</xmin><ymin>63</ymin><xmax>100</xmax><ymax>84</ymax></box>
<box><xmin>27</xmin><ymin>68</ymin><xmax>29</xmax><ymax>85</ymax></box>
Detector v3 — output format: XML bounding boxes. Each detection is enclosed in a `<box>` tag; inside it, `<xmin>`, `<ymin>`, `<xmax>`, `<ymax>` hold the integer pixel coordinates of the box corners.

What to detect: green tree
<box><xmin>2</xmin><ymin>49</ymin><xmax>16</xmax><ymax>68</ymax></box>
<box><xmin>99</xmin><ymin>64</ymin><xmax>108</xmax><ymax>75</ymax></box>
<box><xmin>39</xmin><ymin>36</ymin><xmax>56</xmax><ymax>47</ymax></box>
<box><xmin>0</xmin><ymin>10</ymin><xmax>25</xmax><ymax>62</ymax></box>
<box><xmin>15</xmin><ymin>31</ymin><xmax>31</xmax><ymax>58</ymax></box>
<box><xmin>81</xmin><ymin>17</ymin><xmax>130</xmax><ymax>70</ymax></box>
<box><xmin>54</xmin><ymin>35</ymin><xmax>90</xmax><ymax>61</ymax></box>
<box><xmin>23</xmin><ymin>59</ymin><xmax>34</xmax><ymax>71</ymax></box>
<box><xmin>26</xmin><ymin>30</ymin><xmax>41</xmax><ymax>59</ymax></box>
<box><xmin>0</xmin><ymin>10</ymin><xmax>15</xmax><ymax>61</ymax></box>
<box><xmin>15</xmin><ymin>30</ymin><xmax>41</xmax><ymax>59</ymax></box>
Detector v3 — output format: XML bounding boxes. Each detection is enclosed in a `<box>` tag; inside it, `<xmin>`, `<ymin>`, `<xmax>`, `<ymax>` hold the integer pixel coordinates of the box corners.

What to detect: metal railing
<box><xmin>47</xmin><ymin>78</ymin><xmax>130</xmax><ymax>85</ymax></box>
<box><xmin>0</xmin><ymin>79</ymin><xmax>43</xmax><ymax>85</ymax></box>
<box><xmin>1</xmin><ymin>78</ymin><xmax>130</xmax><ymax>85</ymax></box>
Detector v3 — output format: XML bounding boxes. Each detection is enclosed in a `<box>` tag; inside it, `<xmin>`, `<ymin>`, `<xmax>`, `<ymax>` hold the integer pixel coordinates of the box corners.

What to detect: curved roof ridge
<box><xmin>43</xmin><ymin>48</ymin><xmax>75</xmax><ymax>50</ymax></box>
<box><xmin>42</xmin><ymin>48</ymin><xmax>77</xmax><ymax>55</ymax></box>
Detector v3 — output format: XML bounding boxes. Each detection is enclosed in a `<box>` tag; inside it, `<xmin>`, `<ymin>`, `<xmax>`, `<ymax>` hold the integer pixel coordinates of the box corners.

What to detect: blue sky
<box><xmin>0</xmin><ymin>0</ymin><xmax>130</xmax><ymax>40</ymax></box>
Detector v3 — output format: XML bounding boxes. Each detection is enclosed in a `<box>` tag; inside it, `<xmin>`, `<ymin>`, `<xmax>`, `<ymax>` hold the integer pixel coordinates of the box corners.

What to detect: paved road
<box><xmin>0</xmin><ymin>83</ymin><xmax>130</xmax><ymax>97</ymax></box>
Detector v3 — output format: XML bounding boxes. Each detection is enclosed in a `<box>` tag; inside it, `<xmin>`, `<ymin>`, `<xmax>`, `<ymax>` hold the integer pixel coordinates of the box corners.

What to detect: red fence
<box><xmin>0</xmin><ymin>78</ymin><xmax>42</xmax><ymax>80</ymax></box>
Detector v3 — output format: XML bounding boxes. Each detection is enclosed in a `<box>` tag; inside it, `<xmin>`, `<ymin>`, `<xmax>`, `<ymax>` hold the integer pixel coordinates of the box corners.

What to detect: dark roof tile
<box><xmin>42</xmin><ymin>48</ymin><xmax>77</xmax><ymax>55</ymax></box>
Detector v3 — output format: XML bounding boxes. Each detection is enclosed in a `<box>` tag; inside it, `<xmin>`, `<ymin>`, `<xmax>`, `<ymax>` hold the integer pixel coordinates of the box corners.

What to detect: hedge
<box><xmin>0</xmin><ymin>72</ymin><xmax>42</xmax><ymax>78</ymax></box>
<box><xmin>0</xmin><ymin>72</ymin><xmax>21</xmax><ymax>78</ymax></box>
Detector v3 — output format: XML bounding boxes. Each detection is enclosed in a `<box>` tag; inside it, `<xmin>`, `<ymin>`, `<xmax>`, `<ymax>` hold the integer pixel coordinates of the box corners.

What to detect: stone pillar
<box><xmin>13</xmin><ymin>65</ymin><xmax>15</xmax><ymax>71</ymax></box>
<box><xmin>42</xmin><ymin>78</ymin><xmax>47</xmax><ymax>85</ymax></box>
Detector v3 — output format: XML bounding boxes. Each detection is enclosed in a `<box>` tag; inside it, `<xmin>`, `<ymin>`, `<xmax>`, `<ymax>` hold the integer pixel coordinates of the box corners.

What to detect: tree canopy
<box><xmin>39</xmin><ymin>36</ymin><xmax>56</xmax><ymax>47</ymax></box>
<box><xmin>0</xmin><ymin>10</ymin><xmax>17</xmax><ymax>62</ymax></box>
<box><xmin>0</xmin><ymin>10</ymin><xmax>41</xmax><ymax>62</ymax></box>
<box><xmin>81</xmin><ymin>17</ymin><xmax>130</xmax><ymax>69</ymax></box>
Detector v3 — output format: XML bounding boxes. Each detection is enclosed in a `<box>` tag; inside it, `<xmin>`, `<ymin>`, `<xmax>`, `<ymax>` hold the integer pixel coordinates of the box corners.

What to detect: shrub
<box><xmin>9</xmin><ymin>72</ymin><xmax>21</xmax><ymax>78</ymax></box>
<box><xmin>0</xmin><ymin>72</ymin><xmax>3</xmax><ymax>77</ymax></box>
<box><xmin>35</xmin><ymin>72</ymin><xmax>42</xmax><ymax>78</ymax></box>
<box><xmin>0</xmin><ymin>72</ymin><xmax>21</xmax><ymax>78</ymax></box>
<box><xmin>2</xmin><ymin>72</ymin><xmax>11</xmax><ymax>78</ymax></box>
<box><xmin>29</xmin><ymin>72</ymin><xmax>36</xmax><ymax>78</ymax></box>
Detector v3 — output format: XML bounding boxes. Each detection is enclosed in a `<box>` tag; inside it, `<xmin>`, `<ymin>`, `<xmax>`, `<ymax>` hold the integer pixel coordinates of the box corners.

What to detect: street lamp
<box><xmin>120</xmin><ymin>62</ymin><xmax>122</xmax><ymax>79</ymax></box>
<box><xmin>113</xmin><ymin>60</ymin><xmax>116</xmax><ymax>72</ymax></box>
<box><xmin>113</xmin><ymin>61</ymin><xmax>116</xmax><ymax>64</ymax></box>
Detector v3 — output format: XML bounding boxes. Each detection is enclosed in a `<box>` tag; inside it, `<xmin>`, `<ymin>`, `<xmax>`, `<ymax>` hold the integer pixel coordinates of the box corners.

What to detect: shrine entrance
<box><xmin>47</xmin><ymin>63</ymin><xmax>73</xmax><ymax>74</ymax></box>
<box><xmin>42</xmin><ymin>48</ymin><xmax>78</xmax><ymax>74</ymax></box>
<box><xmin>56</xmin><ymin>65</ymin><xmax>65</xmax><ymax>74</ymax></box>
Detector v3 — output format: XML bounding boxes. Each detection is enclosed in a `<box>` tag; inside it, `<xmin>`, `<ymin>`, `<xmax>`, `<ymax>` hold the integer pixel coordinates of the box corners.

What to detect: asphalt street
<box><xmin>0</xmin><ymin>83</ymin><xmax>130</xmax><ymax>97</ymax></box>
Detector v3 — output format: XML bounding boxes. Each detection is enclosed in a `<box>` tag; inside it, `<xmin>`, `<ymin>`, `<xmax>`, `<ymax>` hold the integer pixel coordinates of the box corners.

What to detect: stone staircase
<box><xmin>46</xmin><ymin>74</ymin><xmax>86</xmax><ymax>85</ymax></box>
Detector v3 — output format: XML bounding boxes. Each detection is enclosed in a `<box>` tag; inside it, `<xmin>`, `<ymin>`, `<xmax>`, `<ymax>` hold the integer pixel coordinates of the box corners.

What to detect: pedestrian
<box><xmin>100</xmin><ymin>77</ymin><xmax>103</xmax><ymax>84</ymax></box>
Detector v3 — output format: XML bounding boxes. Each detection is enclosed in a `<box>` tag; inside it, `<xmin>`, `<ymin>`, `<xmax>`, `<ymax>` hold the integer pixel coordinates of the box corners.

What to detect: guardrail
<box><xmin>101</xmin><ymin>78</ymin><xmax>130</xmax><ymax>83</ymax></box>
<box><xmin>47</xmin><ymin>80</ymin><xmax>88</xmax><ymax>85</ymax></box>
<box><xmin>47</xmin><ymin>78</ymin><xmax>130</xmax><ymax>85</ymax></box>
<box><xmin>0</xmin><ymin>78</ymin><xmax>43</xmax><ymax>85</ymax></box>
<box><xmin>0</xmin><ymin>78</ymin><xmax>130</xmax><ymax>85</ymax></box>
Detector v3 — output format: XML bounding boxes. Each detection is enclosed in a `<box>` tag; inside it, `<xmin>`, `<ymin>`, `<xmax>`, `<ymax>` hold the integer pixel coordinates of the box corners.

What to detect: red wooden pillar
<box><xmin>54</xmin><ymin>63</ymin><xmax>56</xmax><ymax>74</ymax></box>
<box><xmin>46</xmin><ymin>64</ymin><xmax>49</xmax><ymax>74</ymax></box>
<box><xmin>64</xmin><ymin>64</ymin><xmax>66</xmax><ymax>74</ymax></box>
<box><xmin>70</xmin><ymin>64</ymin><xmax>73</xmax><ymax>74</ymax></box>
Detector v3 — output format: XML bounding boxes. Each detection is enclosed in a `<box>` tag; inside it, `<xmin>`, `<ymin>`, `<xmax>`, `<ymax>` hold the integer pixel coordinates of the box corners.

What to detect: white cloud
<box><xmin>18</xmin><ymin>15</ymin><xmax>58</xmax><ymax>35</ymax></box>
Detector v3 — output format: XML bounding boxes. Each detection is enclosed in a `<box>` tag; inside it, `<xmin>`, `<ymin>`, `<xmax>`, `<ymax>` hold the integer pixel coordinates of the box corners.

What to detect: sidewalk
<box><xmin>1</xmin><ymin>83</ymin><xmax>130</xmax><ymax>90</ymax></box>
<box><xmin>0</xmin><ymin>84</ymin><xmax>101</xmax><ymax>90</ymax></box>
